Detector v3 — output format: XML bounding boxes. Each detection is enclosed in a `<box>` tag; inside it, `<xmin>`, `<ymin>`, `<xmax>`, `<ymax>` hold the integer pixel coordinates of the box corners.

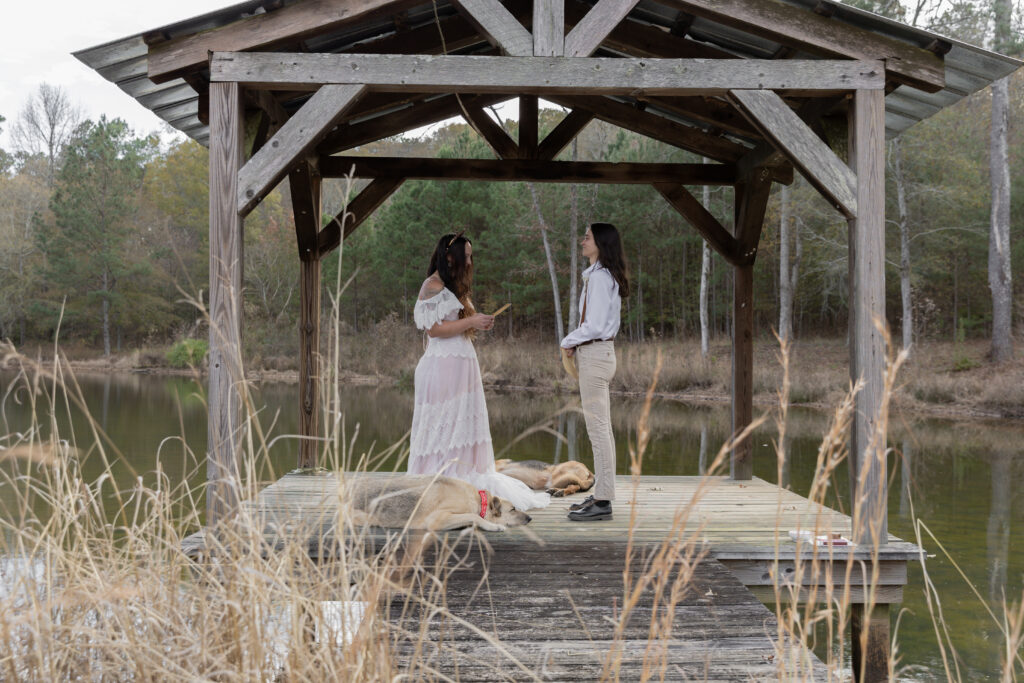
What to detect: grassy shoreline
<box><xmin>25</xmin><ymin>333</ymin><xmax>1024</xmax><ymax>422</ymax></box>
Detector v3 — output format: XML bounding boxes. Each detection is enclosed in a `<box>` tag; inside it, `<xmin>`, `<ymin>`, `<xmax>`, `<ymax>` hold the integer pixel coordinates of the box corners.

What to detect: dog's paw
<box><xmin>546</xmin><ymin>488</ymin><xmax>565</xmax><ymax>497</ymax></box>
<box><xmin>494</xmin><ymin>524</ymin><xmax>507</xmax><ymax>532</ymax></box>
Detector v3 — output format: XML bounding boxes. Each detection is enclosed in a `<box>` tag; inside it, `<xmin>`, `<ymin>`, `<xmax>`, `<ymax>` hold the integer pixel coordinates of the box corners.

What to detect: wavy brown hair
<box><xmin>590</xmin><ymin>222</ymin><xmax>630</xmax><ymax>297</ymax></box>
<box><xmin>427</xmin><ymin>233</ymin><xmax>476</xmax><ymax>326</ymax></box>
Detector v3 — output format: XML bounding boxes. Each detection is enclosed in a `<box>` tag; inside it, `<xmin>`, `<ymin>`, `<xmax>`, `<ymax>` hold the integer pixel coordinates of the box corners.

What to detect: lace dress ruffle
<box><xmin>408</xmin><ymin>286</ymin><xmax>550</xmax><ymax>511</ymax></box>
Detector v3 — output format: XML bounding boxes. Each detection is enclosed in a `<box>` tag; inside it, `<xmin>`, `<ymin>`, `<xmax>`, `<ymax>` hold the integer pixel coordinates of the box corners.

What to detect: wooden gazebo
<box><xmin>76</xmin><ymin>0</ymin><xmax>1019</xmax><ymax>678</ymax></box>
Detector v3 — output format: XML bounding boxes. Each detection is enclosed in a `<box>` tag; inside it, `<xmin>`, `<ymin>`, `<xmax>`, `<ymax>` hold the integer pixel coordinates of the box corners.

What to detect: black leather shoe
<box><xmin>568</xmin><ymin>495</ymin><xmax>594</xmax><ymax>512</ymax></box>
<box><xmin>568</xmin><ymin>500</ymin><xmax>612</xmax><ymax>521</ymax></box>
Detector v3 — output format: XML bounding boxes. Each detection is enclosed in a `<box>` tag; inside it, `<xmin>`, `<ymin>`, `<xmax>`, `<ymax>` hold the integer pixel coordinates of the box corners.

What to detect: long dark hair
<box><xmin>427</xmin><ymin>232</ymin><xmax>476</xmax><ymax>318</ymax></box>
<box><xmin>590</xmin><ymin>222</ymin><xmax>630</xmax><ymax>297</ymax></box>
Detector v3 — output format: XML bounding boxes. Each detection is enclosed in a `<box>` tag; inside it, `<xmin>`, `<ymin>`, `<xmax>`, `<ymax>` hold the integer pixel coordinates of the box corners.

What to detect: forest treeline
<box><xmin>0</xmin><ymin>2</ymin><xmax>1021</xmax><ymax>363</ymax></box>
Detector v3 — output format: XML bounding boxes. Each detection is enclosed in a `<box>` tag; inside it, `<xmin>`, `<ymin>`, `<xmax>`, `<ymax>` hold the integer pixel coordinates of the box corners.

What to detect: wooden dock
<box><xmin>184</xmin><ymin>473</ymin><xmax>920</xmax><ymax>680</ymax></box>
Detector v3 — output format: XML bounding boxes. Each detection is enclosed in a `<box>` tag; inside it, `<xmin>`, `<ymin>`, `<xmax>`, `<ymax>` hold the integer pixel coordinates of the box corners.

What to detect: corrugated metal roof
<box><xmin>73</xmin><ymin>0</ymin><xmax>1021</xmax><ymax>149</ymax></box>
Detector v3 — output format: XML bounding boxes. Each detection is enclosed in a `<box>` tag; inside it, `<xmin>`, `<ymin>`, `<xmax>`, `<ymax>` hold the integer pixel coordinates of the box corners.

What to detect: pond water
<box><xmin>1</xmin><ymin>371</ymin><xmax>1021</xmax><ymax>680</ymax></box>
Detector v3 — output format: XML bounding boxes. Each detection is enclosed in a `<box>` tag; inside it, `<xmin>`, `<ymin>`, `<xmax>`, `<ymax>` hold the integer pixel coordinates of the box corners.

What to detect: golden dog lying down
<box><xmin>346</xmin><ymin>475</ymin><xmax>531</xmax><ymax>532</ymax></box>
<box><xmin>495</xmin><ymin>459</ymin><xmax>595</xmax><ymax>497</ymax></box>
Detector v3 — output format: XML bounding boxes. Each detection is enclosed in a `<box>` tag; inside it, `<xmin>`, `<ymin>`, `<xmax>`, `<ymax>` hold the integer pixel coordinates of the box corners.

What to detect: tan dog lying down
<box><xmin>347</xmin><ymin>475</ymin><xmax>531</xmax><ymax>532</ymax></box>
<box><xmin>495</xmin><ymin>459</ymin><xmax>595</xmax><ymax>497</ymax></box>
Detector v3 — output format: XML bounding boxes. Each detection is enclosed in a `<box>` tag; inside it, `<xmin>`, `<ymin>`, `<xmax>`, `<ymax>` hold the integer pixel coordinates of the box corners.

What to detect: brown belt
<box><xmin>576</xmin><ymin>338</ymin><xmax>613</xmax><ymax>348</ymax></box>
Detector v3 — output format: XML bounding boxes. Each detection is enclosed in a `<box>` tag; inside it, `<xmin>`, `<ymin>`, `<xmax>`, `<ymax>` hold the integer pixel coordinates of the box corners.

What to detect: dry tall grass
<box><xmin>2</xmin><ymin>235</ymin><xmax>1022</xmax><ymax>680</ymax></box>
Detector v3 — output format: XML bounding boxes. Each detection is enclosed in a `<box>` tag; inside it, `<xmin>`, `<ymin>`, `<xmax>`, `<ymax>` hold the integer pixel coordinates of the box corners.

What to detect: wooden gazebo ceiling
<box><xmin>75</xmin><ymin>0</ymin><xmax>1020</xmax><ymax>153</ymax></box>
<box><xmin>140</xmin><ymin>0</ymin><xmax>939</xmax><ymax>164</ymax></box>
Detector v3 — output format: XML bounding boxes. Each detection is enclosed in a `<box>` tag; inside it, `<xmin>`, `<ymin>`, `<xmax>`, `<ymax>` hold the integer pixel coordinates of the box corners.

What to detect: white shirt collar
<box><xmin>583</xmin><ymin>261</ymin><xmax>601</xmax><ymax>277</ymax></box>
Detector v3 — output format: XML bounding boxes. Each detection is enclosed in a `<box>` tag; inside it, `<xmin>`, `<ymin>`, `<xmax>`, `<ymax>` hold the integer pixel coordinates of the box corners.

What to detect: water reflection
<box><xmin>0</xmin><ymin>371</ymin><xmax>1021</xmax><ymax>680</ymax></box>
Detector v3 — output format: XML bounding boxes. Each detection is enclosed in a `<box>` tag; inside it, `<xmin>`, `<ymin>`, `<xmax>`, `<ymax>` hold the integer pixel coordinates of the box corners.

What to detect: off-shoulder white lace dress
<box><xmin>409</xmin><ymin>286</ymin><xmax>550</xmax><ymax>511</ymax></box>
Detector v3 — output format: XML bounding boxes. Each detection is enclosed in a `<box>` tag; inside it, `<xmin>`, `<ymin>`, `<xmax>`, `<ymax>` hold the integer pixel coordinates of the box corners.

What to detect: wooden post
<box><xmin>207</xmin><ymin>81</ymin><xmax>245</xmax><ymax>527</ymax></box>
<box><xmin>848</xmin><ymin>87</ymin><xmax>889</xmax><ymax>678</ymax></box>
<box><xmin>298</xmin><ymin>259</ymin><xmax>321</xmax><ymax>469</ymax></box>
<box><xmin>731</xmin><ymin>261</ymin><xmax>753</xmax><ymax>480</ymax></box>
<box><xmin>848</xmin><ymin>87</ymin><xmax>888</xmax><ymax>544</ymax></box>
<box><xmin>289</xmin><ymin>161</ymin><xmax>322</xmax><ymax>469</ymax></box>
<box><xmin>852</xmin><ymin>604</ymin><xmax>890</xmax><ymax>682</ymax></box>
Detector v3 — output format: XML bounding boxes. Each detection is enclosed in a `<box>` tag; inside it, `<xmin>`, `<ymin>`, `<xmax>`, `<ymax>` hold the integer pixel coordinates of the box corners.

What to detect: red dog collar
<box><xmin>478</xmin><ymin>490</ymin><xmax>488</xmax><ymax>518</ymax></box>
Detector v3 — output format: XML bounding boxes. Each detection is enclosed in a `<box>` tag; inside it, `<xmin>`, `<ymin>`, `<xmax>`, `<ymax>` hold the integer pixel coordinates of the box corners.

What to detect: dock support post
<box><xmin>207</xmin><ymin>81</ymin><xmax>245</xmax><ymax>528</ymax></box>
<box><xmin>290</xmin><ymin>161</ymin><xmax>322</xmax><ymax>469</ymax></box>
<box><xmin>852</xmin><ymin>604</ymin><xmax>890</xmax><ymax>682</ymax></box>
<box><xmin>848</xmin><ymin>87</ymin><xmax>889</xmax><ymax>677</ymax></box>
<box><xmin>730</xmin><ymin>262</ymin><xmax>754</xmax><ymax>480</ymax></box>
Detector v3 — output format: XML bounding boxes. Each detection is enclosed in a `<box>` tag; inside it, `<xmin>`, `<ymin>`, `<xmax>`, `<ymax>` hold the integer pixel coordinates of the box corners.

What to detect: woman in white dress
<box><xmin>408</xmin><ymin>232</ymin><xmax>550</xmax><ymax>512</ymax></box>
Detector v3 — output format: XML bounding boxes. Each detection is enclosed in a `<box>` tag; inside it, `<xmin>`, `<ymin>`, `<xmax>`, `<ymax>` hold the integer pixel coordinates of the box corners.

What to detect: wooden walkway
<box><xmin>184</xmin><ymin>473</ymin><xmax>921</xmax><ymax>680</ymax></box>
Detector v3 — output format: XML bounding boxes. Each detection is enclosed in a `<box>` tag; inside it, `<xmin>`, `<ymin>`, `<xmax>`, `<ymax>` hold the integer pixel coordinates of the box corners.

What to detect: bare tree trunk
<box><xmin>892</xmin><ymin>138</ymin><xmax>914</xmax><ymax>353</ymax></box>
<box><xmin>699</xmin><ymin>169</ymin><xmax>712</xmax><ymax>358</ymax></box>
<box><xmin>989</xmin><ymin>75</ymin><xmax>1013</xmax><ymax>362</ymax></box>
<box><xmin>102</xmin><ymin>269</ymin><xmax>111</xmax><ymax>358</ymax></box>
<box><xmin>529</xmin><ymin>183</ymin><xmax>564</xmax><ymax>342</ymax></box>
<box><xmin>568</xmin><ymin>140</ymin><xmax>581</xmax><ymax>329</ymax></box>
<box><xmin>778</xmin><ymin>183</ymin><xmax>794</xmax><ymax>343</ymax></box>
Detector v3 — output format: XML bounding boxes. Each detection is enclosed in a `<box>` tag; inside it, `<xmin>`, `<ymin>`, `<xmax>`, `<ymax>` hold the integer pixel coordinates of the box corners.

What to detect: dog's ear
<box><xmin>489</xmin><ymin>495</ymin><xmax>502</xmax><ymax>516</ymax></box>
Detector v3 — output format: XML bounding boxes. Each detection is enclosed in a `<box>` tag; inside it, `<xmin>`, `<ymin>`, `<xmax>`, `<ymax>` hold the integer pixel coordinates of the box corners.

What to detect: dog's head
<box><xmin>486</xmin><ymin>494</ymin><xmax>531</xmax><ymax>527</ymax></box>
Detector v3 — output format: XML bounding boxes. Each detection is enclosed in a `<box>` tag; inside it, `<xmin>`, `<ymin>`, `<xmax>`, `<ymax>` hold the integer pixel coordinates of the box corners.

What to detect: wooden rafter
<box><xmin>318</xmin><ymin>177</ymin><xmax>405</xmax><ymax>255</ymax></box>
<box><xmin>641</xmin><ymin>95</ymin><xmax>761</xmax><ymax>139</ymax></box>
<box><xmin>662</xmin><ymin>0</ymin><xmax>945</xmax><ymax>92</ymax></box>
<box><xmin>452</xmin><ymin>0</ymin><xmax>532</xmax><ymax>56</ymax></box>
<box><xmin>210</xmin><ymin>53</ymin><xmax>886</xmax><ymax>95</ymax></box>
<box><xmin>536</xmin><ymin>109</ymin><xmax>593</xmax><ymax>160</ymax></box>
<box><xmin>319</xmin><ymin>94</ymin><xmax>508</xmax><ymax>154</ymax></box>
<box><xmin>653</xmin><ymin>182</ymin><xmax>740</xmax><ymax>264</ymax></box>
<box><xmin>564</xmin><ymin>0</ymin><xmax>641</xmax><ymax>57</ymax></box>
<box><xmin>534</xmin><ymin>0</ymin><xmax>565</xmax><ymax>56</ymax></box>
<box><xmin>238</xmin><ymin>84</ymin><xmax>366</xmax><ymax>216</ymax></box>
<box><xmin>730</xmin><ymin>89</ymin><xmax>857</xmax><ymax>217</ymax></box>
<box><xmin>147</xmin><ymin>0</ymin><xmax>422</xmax><ymax>83</ymax></box>
<box><xmin>549</xmin><ymin>95</ymin><xmax>748</xmax><ymax>163</ymax></box>
<box><xmin>319</xmin><ymin>156</ymin><xmax>738</xmax><ymax>184</ymax></box>
<box><xmin>462</xmin><ymin>105</ymin><xmax>519</xmax><ymax>158</ymax></box>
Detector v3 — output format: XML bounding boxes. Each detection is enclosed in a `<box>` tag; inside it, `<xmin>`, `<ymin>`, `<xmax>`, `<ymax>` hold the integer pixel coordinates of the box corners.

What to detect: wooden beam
<box><xmin>847</xmin><ymin>88</ymin><xmax>888</xmax><ymax>548</ymax></box>
<box><xmin>147</xmin><ymin>0</ymin><xmax>422</xmax><ymax>83</ymax></box>
<box><xmin>852</xmin><ymin>604</ymin><xmax>890</xmax><ymax>683</ymax></box>
<box><xmin>536</xmin><ymin>109</ymin><xmax>593</xmax><ymax>160</ymax></box>
<box><xmin>642</xmin><ymin>95</ymin><xmax>760</xmax><ymax>139</ymax></box>
<box><xmin>564</xmin><ymin>0</ymin><xmax>735</xmax><ymax>60</ymax></box>
<box><xmin>662</xmin><ymin>0</ymin><xmax>945</xmax><ymax>92</ymax></box>
<box><xmin>320</xmin><ymin>156</ymin><xmax>738</xmax><ymax>184</ymax></box>
<box><xmin>518</xmin><ymin>95</ymin><xmax>538</xmax><ymax>158</ymax></box>
<box><xmin>237</xmin><ymin>84</ymin><xmax>366</xmax><ymax>217</ymax></box>
<box><xmin>652</xmin><ymin>183</ymin><xmax>740</xmax><ymax>263</ymax></box>
<box><xmin>289</xmin><ymin>160</ymin><xmax>321</xmax><ymax>261</ymax></box>
<box><xmin>733</xmin><ymin>171</ymin><xmax>773</xmax><ymax>264</ymax></box>
<box><xmin>564</xmin><ymin>0</ymin><xmax>640</xmax><ymax>57</ymax></box>
<box><xmin>319</xmin><ymin>94</ymin><xmax>507</xmax><ymax>154</ymax></box>
<box><xmin>550</xmin><ymin>95</ymin><xmax>748</xmax><ymax>163</ymax></box>
<box><xmin>452</xmin><ymin>0</ymin><xmax>532</xmax><ymax>56</ymax></box>
<box><xmin>730</xmin><ymin>89</ymin><xmax>857</xmax><ymax>217</ymax></box>
<box><xmin>731</xmin><ymin>262</ymin><xmax>754</xmax><ymax>480</ymax></box>
<box><xmin>298</xmin><ymin>257</ymin><xmax>321</xmax><ymax>470</ymax></box>
<box><xmin>318</xmin><ymin>177</ymin><xmax>405</xmax><ymax>255</ymax></box>
<box><xmin>534</xmin><ymin>0</ymin><xmax>565</xmax><ymax>56</ymax></box>
<box><xmin>291</xmin><ymin>161</ymin><xmax>323</xmax><ymax>470</ymax></box>
<box><xmin>210</xmin><ymin>53</ymin><xmax>887</xmax><ymax>95</ymax></box>
<box><xmin>207</xmin><ymin>82</ymin><xmax>245</xmax><ymax>528</ymax></box>
<box><xmin>462</xmin><ymin>105</ymin><xmax>519</xmax><ymax>159</ymax></box>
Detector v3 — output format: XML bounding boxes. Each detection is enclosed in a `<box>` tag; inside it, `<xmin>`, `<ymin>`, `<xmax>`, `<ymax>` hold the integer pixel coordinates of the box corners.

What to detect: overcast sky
<box><xmin>0</xmin><ymin>1</ymin><xmax>241</xmax><ymax>148</ymax></box>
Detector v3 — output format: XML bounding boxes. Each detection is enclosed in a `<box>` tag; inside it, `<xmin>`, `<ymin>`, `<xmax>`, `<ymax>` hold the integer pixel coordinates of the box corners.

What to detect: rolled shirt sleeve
<box><xmin>560</xmin><ymin>268</ymin><xmax>620</xmax><ymax>348</ymax></box>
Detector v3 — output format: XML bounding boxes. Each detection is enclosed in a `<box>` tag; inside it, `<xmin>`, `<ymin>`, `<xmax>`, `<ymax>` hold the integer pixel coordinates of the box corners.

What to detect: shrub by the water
<box><xmin>165</xmin><ymin>339</ymin><xmax>209</xmax><ymax>368</ymax></box>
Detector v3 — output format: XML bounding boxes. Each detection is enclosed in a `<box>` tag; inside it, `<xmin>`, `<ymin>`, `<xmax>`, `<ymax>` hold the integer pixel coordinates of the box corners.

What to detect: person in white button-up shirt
<box><xmin>560</xmin><ymin>223</ymin><xmax>629</xmax><ymax>521</ymax></box>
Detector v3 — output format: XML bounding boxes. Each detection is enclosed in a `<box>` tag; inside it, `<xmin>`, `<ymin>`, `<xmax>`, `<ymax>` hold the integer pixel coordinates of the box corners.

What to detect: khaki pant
<box><xmin>576</xmin><ymin>341</ymin><xmax>617</xmax><ymax>501</ymax></box>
